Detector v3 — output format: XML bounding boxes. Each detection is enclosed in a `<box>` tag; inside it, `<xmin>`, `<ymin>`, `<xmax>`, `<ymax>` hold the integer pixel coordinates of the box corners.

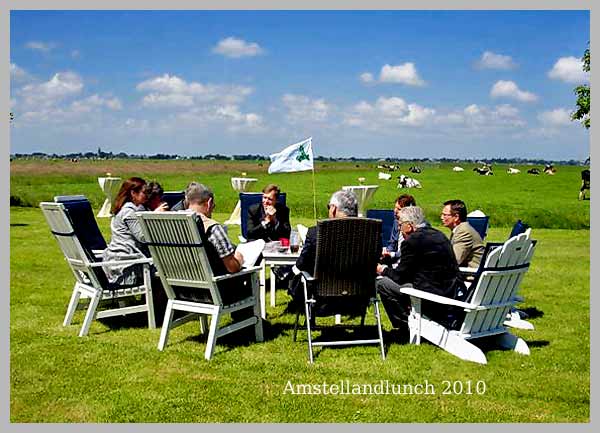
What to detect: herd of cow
<box><xmin>375</xmin><ymin>162</ymin><xmax>590</xmax><ymax>199</ymax></box>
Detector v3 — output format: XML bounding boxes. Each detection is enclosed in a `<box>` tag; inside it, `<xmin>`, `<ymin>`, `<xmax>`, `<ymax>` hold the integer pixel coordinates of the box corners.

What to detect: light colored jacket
<box><xmin>451</xmin><ymin>221</ymin><xmax>485</xmax><ymax>268</ymax></box>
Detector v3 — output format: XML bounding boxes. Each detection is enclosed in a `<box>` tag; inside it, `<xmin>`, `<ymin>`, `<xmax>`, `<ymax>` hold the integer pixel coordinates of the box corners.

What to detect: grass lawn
<box><xmin>10</xmin><ymin>203</ymin><xmax>589</xmax><ymax>422</ymax></box>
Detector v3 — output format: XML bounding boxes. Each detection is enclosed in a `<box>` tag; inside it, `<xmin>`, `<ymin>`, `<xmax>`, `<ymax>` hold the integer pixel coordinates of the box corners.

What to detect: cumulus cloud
<box><xmin>212</xmin><ymin>37</ymin><xmax>265</xmax><ymax>58</ymax></box>
<box><xmin>490</xmin><ymin>80</ymin><xmax>537</xmax><ymax>102</ymax></box>
<box><xmin>434</xmin><ymin>103</ymin><xmax>525</xmax><ymax>129</ymax></box>
<box><xmin>71</xmin><ymin>94</ymin><xmax>122</xmax><ymax>113</ymax></box>
<box><xmin>359</xmin><ymin>72</ymin><xmax>375</xmax><ymax>84</ymax></box>
<box><xmin>25</xmin><ymin>41</ymin><xmax>57</xmax><ymax>52</ymax></box>
<box><xmin>136</xmin><ymin>73</ymin><xmax>253</xmax><ymax>107</ymax></box>
<box><xmin>537</xmin><ymin>108</ymin><xmax>573</xmax><ymax>126</ymax></box>
<box><xmin>379</xmin><ymin>63</ymin><xmax>425</xmax><ymax>86</ymax></box>
<box><xmin>282</xmin><ymin>94</ymin><xmax>332</xmax><ymax>124</ymax></box>
<box><xmin>18</xmin><ymin>71</ymin><xmax>84</xmax><ymax>108</ymax></box>
<box><xmin>475</xmin><ymin>51</ymin><xmax>517</xmax><ymax>70</ymax></box>
<box><xmin>344</xmin><ymin>96</ymin><xmax>434</xmax><ymax>128</ymax></box>
<box><xmin>548</xmin><ymin>56</ymin><xmax>590</xmax><ymax>84</ymax></box>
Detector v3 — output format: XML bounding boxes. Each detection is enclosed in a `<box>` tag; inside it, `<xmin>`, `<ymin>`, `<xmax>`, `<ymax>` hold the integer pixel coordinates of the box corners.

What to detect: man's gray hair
<box><xmin>184</xmin><ymin>182</ymin><xmax>213</xmax><ymax>207</ymax></box>
<box><xmin>329</xmin><ymin>190</ymin><xmax>358</xmax><ymax>217</ymax></box>
<box><xmin>398</xmin><ymin>206</ymin><xmax>427</xmax><ymax>228</ymax></box>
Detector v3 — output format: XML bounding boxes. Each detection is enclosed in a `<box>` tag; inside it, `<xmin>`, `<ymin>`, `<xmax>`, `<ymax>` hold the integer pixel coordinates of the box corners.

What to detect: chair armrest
<box><xmin>88</xmin><ymin>257</ymin><xmax>153</xmax><ymax>267</ymax></box>
<box><xmin>459</xmin><ymin>266</ymin><xmax>478</xmax><ymax>274</ymax></box>
<box><xmin>399</xmin><ymin>287</ymin><xmax>477</xmax><ymax>310</ymax></box>
<box><xmin>212</xmin><ymin>266</ymin><xmax>261</xmax><ymax>281</ymax></box>
<box><xmin>300</xmin><ymin>271</ymin><xmax>315</xmax><ymax>282</ymax></box>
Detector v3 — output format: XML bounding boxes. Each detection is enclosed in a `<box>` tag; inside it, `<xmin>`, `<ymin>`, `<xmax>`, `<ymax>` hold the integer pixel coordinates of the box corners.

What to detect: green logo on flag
<box><xmin>296</xmin><ymin>145</ymin><xmax>310</xmax><ymax>163</ymax></box>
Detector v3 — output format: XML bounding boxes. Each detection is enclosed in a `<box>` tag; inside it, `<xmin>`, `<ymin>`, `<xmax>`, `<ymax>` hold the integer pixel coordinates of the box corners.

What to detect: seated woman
<box><xmin>102</xmin><ymin>177</ymin><xmax>167</xmax><ymax>286</ymax></box>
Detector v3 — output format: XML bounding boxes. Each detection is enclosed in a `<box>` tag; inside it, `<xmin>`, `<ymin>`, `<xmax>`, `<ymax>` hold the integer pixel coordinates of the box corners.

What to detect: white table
<box><xmin>224</xmin><ymin>177</ymin><xmax>258</xmax><ymax>225</ymax></box>
<box><xmin>342</xmin><ymin>185</ymin><xmax>379</xmax><ymax>217</ymax></box>
<box><xmin>97</xmin><ymin>176</ymin><xmax>122</xmax><ymax>218</ymax></box>
<box><xmin>259</xmin><ymin>247</ymin><xmax>300</xmax><ymax>319</ymax></box>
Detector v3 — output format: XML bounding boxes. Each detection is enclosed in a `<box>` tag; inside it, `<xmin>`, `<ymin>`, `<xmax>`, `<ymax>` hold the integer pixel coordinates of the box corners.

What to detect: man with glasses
<box><xmin>247</xmin><ymin>184</ymin><xmax>291</xmax><ymax>242</ymax></box>
<box><xmin>287</xmin><ymin>190</ymin><xmax>359</xmax><ymax>308</ymax></box>
<box><xmin>375</xmin><ymin>206</ymin><xmax>465</xmax><ymax>335</ymax></box>
<box><xmin>440</xmin><ymin>199</ymin><xmax>484</xmax><ymax>268</ymax></box>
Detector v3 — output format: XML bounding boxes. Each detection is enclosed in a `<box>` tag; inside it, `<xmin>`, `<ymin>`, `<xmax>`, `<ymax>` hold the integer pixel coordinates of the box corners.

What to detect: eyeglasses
<box><xmin>441</xmin><ymin>212</ymin><xmax>455</xmax><ymax>217</ymax></box>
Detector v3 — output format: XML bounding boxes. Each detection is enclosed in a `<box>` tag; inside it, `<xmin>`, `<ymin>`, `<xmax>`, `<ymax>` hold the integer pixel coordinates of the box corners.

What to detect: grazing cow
<box><xmin>544</xmin><ymin>164</ymin><xmax>557</xmax><ymax>175</ymax></box>
<box><xmin>409</xmin><ymin>166</ymin><xmax>422</xmax><ymax>174</ymax></box>
<box><xmin>473</xmin><ymin>167</ymin><xmax>493</xmax><ymax>175</ymax></box>
<box><xmin>579</xmin><ymin>169</ymin><xmax>590</xmax><ymax>200</ymax></box>
<box><xmin>506</xmin><ymin>167</ymin><xmax>521</xmax><ymax>174</ymax></box>
<box><xmin>527</xmin><ymin>168</ymin><xmax>540</xmax><ymax>175</ymax></box>
<box><xmin>453</xmin><ymin>166</ymin><xmax>464</xmax><ymax>172</ymax></box>
<box><xmin>397</xmin><ymin>174</ymin><xmax>422</xmax><ymax>189</ymax></box>
<box><xmin>378</xmin><ymin>172</ymin><xmax>392</xmax><ymax>180</ymax></box>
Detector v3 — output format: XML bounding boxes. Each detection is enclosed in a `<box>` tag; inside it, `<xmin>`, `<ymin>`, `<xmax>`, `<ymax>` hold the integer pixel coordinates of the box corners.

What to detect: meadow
<box><xmin>10</xmin><ymin>159</ymin><xmax>590</xmax><ymax>422</ymax></box>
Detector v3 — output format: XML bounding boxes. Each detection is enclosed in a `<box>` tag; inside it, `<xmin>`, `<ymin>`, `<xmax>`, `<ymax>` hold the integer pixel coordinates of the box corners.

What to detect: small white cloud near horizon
<box><xmin>212</xmin><ymin>37</ymin><xmax>265</xmax><ymax>58</ymax></box>
<box><xmin>379</xmin><ymin>63</ymin><xmax>425</xmax><ymax>86</ymax></box>
<box><xmin>537</xmin><ymin>108</ymin><xmax>573</xmax><ymax>127</ymax></box>
<box><xmin>476</xmin><ymin>51</ymin><xmax>517</xmax><ymax>70</ymax></box>
<box><xmin>548</xmin><ymin>56</ymin><xmax>589</xmax><ymax>84</ymax></box>
<box><xmin>490</xmin><ymin>80</ymin><xmax>537</xmax><ymax>102</ymax></box>
<box><xmin>344</xmin><ymin>96</ymin><xmax>434</xmax><ymax>128</ymax></box>
<box><xmin>359</xmin><ymin>72</ymin><xmax>374</xmax><ymax>84</ymax></box>
<box><xmin>282</xmin><ymin>94</ymin><xmax>332</xmax><ymax>124</ymax></box>
<box><xmin>71</xmin><ymin>94</ymin><xmax>123</xmax><ymax>113</ymax></box>
<box><xmin>25</xmin><ymin>41</ymin><xmax>57</xmax><ymax>53</ymax></box>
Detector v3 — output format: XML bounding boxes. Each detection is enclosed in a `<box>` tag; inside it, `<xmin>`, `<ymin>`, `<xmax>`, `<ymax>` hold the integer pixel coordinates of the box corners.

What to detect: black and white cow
<box><xmin>473</xmin><ymin>167</ymin><xmax>493</xmax><ymax>175</ymax></box>
<box><xmin>579</xmin><ymin>169</ymin><xmax>590</xmax><ymax>200</ymax></box>
<box><xmin>397</xmin><ymin>174</ymin><xmax>422</xmax><ymax>188</ymax></box>
<box><xmin>409</xmin><ymin>166</ymin><xmax>422</xmax><ymax>174</ymax></box>
<box><xmin>527</xmin><ymin>168</ymin><xmax>540</xmax><ymax>175</ymax></box>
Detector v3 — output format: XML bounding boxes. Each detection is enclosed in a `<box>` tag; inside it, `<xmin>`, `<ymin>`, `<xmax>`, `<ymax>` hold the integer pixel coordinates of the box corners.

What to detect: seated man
<box><xmin>183</xmin><ymin>182</ymin><xmax>251</xmax><ymax>307</ymax></box>
<box><xmin>246</xmin><ymin>184</ymin><xmax>291</xmax><ymax>242</ymax></box>
<box><xmin>376</xmin><ymin>206</ymin><xmax>466</xmax><ymax>332</ymax></box>
<box><xmin>440</xmin><ymin>199</ymin><xmax>485</xmax><ymax>268</ymax></box>
<box><xmin>288</xmin><ymin>189</ymin><xmax>358</xmax><ymax>308</ymax></box>
<box><xmin>380</xmin><ymin>194</ymin><xmax>416</xmax><ymax>268</ymax></box>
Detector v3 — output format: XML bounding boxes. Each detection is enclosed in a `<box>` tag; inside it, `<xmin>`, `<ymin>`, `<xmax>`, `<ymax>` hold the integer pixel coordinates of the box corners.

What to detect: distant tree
<box><xmin>572</xmin><ymin>45</ymin><xmax>590</xmax><ymax>129</ymax></box>
<box><xmin>10</xmin><ymin>112</ymin><xmax>14</xmax><ymax>122</ymax></box>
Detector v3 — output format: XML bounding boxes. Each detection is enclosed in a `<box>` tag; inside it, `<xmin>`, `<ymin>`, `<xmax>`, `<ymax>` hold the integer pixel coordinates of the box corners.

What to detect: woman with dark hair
<box><xmin>102</xmin><ymin>177</ymin><xmax>166</xmax><ymax>285</ymax></box>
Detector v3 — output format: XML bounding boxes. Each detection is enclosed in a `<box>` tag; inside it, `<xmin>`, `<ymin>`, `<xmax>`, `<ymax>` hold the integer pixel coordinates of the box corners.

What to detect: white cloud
<box><xmin>71</xmin><ymin>94</ymin><xmax>123</xmax><ymax>112</ymax></box>
<box><xmin>25</xmin><ymin>41</ymin><xmax>56</xmax><ymax>52</ymax></box>
<box><xmin>548</xmin><ymin>56</ymin><xmax>590</xmax><ymax>84</ymax></box>
<box><xmin>490</xmin><ymin>80</ymin><xmax>537</xmax><ymax>102</ymax></box>
<box><xmin>537</xmin><ymin>108</ymin><xmax>573</xmax><ymax>126</ymax></box>
<box><xmin>344</xmin><ymin>96</ymin><xmax>434</xmax><ymax>128</ymax></box>
<box><xmin>282</xmin><ymin>94</ymin><xmax>332</xmax><ymax>124</ymax></box>
<box><xmin>10</xmin><ymin>63</ymin><xmax>29</xmax><ymax>81</ymax></box>
<box><xmin>379</xmin><ymin>63</ymin><xmax>425</xmax><ymax>86</ymax></box>
<box><xmin>212</xmin><ymin>37</ymin><xmax>265</xmax><ymax>58</ymax></box>
<box><xmin>136</xmin><ymin>74</ymin><xmax>253</xmax><ymax>107</ymax></box>
<box><xmin>476</xmin><ymin>51</ymin><xmax>517</xmax><ymax>70</ymax></box>
<box><xmin>18</xmin><ymin>71</ymin><xmax>84</xmax><ymax>108</ymax></box>
<box><xmin>359</xmin><ymin>72</ymin><xmax>374</xmax><ymax>84</ymax></box>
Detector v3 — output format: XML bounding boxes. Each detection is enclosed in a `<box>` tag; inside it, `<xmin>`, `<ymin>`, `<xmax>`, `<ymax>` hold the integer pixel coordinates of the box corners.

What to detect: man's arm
<box><xmin>451</xmin><ymin>227</ymin><xmax>472</xmax><ymax>267</ymax></box>
<box><xmin>222</xmin><ymin>252</ymin><xmax>243</xmax><ymax>273</ymax></box>
<box><xmin>295</xmin><ymin>226</ymin><xmax>317</xmax><ymax>274</ymax></box>
<box><xmin>246</xmin><ymin>204</ymin><xmax>267</xmax><ymax>240</ymax></box>
<box><xmin>380</xmin><ymin>236</ymin><xmax>417</xmax><ymax>285</ymax></box>
<box><xmin>273</xmin><ymin>205</ymin><xmax>292</xmax><ymax>239</ymax></box>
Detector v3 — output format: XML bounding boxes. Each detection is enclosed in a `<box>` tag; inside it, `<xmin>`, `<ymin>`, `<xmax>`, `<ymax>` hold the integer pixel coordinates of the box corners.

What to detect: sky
<box><xmin>9</xmin><ymin>10</ymin><xmax>590</xmax><ymax>160</ymax></box>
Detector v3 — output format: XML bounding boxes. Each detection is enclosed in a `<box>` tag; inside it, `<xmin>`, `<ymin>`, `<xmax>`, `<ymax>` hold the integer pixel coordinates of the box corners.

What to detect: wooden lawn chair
<box><xmin>136</xmin><ymin>211</ymin><xmax>264</xmax><ymax>360</ymax></box>
<box><xmin>40</xmin><ymin>202</ymin><xmax>155</xmax><ymax>336</ymax></box>
<box><xmin>401</xmin><ymin>230</ymin><xmax>536</xmax><ymax>364</ymax></box>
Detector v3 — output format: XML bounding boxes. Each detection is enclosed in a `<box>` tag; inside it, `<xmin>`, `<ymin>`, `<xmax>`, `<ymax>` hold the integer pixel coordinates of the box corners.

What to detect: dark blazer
<box><xmin>382</xmin><ymin>225</ymin><xmax>463</xmax><ymax>299</ymax></box>
<box><xmin>246</xmin><ymin>202</ymin><xmax>291</xmax><ymax>241</ymax></box>
<box><xmin>295</xmin><ymin>226</ymin><xmax>317</xmax><ymax>275</ymax></box>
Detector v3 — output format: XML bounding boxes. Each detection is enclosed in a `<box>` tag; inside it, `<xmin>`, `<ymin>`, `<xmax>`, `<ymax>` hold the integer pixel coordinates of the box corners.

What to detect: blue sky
<box><xmin>10</xmin><ymin>10</ymin><xmax>590</xmax><ymax>160</ymax></box>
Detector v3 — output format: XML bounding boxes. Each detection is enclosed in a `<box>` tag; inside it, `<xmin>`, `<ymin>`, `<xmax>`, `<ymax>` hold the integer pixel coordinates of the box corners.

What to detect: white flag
<box><xmin>268</xmin><ymin>137</ymin><xmax>314</xmax><ymax>174</ymax></box>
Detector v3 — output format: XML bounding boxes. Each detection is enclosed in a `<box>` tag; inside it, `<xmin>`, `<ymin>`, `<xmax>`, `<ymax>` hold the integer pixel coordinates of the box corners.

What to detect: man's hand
<box><xmin>376</xmin><ymin>264</ymin><xmax>387</xmax><ymax>274</ymax></box>
<box><xmin>264</xmin><ymin>205</ymin><xmax>277</xmax><ymax>223</ymax></box>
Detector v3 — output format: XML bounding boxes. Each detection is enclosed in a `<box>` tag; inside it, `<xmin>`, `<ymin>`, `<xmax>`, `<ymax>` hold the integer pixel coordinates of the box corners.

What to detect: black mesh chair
<box><xmin>294</xmin><ymin>218</ymin><xmax>385</xmax><ymax>363</ymax></box>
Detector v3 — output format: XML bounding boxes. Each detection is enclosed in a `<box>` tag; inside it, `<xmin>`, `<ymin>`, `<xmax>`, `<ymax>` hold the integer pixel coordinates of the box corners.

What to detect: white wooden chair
<box><xmin>40</xmin><ymin>202</ymin><xmax>156</xmax><ymax>336</ymax></box>
<box><xmin>136</xmin><ymin>211</ymin><xmax>263</xmax><ymax>360</ymax></box>
<box><xmin>400</xmin><ymin>231</ymin><xmax>536</xmax><ymax>364</ymax></box>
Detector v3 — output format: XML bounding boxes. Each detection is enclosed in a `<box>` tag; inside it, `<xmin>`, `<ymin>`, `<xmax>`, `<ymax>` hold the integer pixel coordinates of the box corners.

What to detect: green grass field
<box><xmin>10</xmin><ymin>159</ymin><xmax>590</xmax><ymax>422</ymax></box>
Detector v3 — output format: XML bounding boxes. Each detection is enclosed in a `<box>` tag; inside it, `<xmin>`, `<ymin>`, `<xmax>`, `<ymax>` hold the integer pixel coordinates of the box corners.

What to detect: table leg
<box><xmin>270</xmin><ymin>266</ymin><xmax>276</xmax><ymax>307</ymax></box>
<box><xmin>259</xmin><ymin>260</ymin><xmax>266</xmax><ymax>319</ymax></box>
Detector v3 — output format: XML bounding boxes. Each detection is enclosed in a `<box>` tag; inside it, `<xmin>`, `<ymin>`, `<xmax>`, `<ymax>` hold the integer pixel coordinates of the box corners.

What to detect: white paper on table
<box><xmin>236</xmin><ymin>239</ymin><xmax>265</xmax><ymax>268</ymax></box>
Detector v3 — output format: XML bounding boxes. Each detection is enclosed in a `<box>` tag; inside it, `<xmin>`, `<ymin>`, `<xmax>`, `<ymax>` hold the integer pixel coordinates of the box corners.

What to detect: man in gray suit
<box><xmin>440</xmin><ymin>200</ymin><xmax>485</xmax><ymax>268</ymax></box>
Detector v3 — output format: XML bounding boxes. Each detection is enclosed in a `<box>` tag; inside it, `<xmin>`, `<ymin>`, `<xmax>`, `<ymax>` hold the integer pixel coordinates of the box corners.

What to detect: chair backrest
<box><xmin>313</xmin><ymin>218</ymin><xmax>382</xmax><ymax>298</ymax></box>
<box><xmin>466</xmin><ymin>215</ymin><xmax>490</xmax><ymax>240</ymax></box>
<box><xmin>40</xmin><ymin>202</ymin><xmax>107</xmax><ymax>288</ymax></box>
<box><xmin>460</xmin><ymin>231</ymin><xmax>536</xmax><ymax>337</ymax></box>
<box><xmin>136</xmin><ymin>212</ymin><xmax>221</xmax><ymax>304</ymax></box>
<box><xmin>162</xmin><ymin>191</ymin><xmax>185</xmax><ymax>210</ymax></box>
<box><xmin>240</xmin><ymin>192</ymin><xmax>287</xmax><ymax>239</ymax></box>
<box><xmin>54</xmin><ymin>195</ymin><xmax>107</xmax><ymax>251</ymax></box>
<box><xmin>366</xmin><ymin>209</ymin><xmax>395</xmax><ymax>246</ymax></box>
<box><xmin>509</xmin><ymin>219</ymin><xmax>530</xmax><ymax>239</ymax></box>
